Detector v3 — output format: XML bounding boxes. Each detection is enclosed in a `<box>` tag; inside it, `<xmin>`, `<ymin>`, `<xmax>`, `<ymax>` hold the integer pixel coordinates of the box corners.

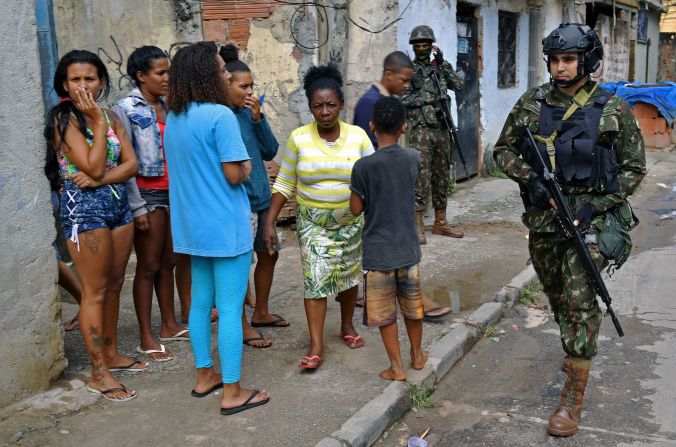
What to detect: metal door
<box><xmin>455</xmin><ymin>3</ymin><xmax>480</xmax><ymax>179</ymax></box>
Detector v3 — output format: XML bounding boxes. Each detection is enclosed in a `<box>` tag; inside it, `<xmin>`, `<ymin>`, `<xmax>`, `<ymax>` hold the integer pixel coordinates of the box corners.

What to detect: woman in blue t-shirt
<box><xmin>164</xmin><ymin>42</ymin><xmax>269</xmax><ymax>415</ymax></box>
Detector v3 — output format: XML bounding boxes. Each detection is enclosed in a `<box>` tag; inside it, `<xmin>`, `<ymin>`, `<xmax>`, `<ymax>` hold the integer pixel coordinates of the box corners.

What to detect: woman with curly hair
<box><xmin>113</xmin><ymin>46</ymin><xmax>191</xmax><ymax>363</ymax></box>
<box><xmin>263</xmin><ymin>64</ymin><xmax>374</xmax><ymax>369</ymax></box>
<box><xmin>44</xmin><ymin>50</ymin><xmax>144</xmax><ymax>402</ymax></box>
<box><xmin>164</xmin><ymin>42</ymin><xmax>269</xmax><ymax>415</ymax></box>
<box><xmin>220</xmin><ymin>44</ymin><xmax>287</xmax><ymax>350</ymax></box>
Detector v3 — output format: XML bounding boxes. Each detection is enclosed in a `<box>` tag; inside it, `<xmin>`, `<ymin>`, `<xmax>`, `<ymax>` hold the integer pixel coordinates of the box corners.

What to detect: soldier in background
<box><xmin>402</xmin><ymin>25</ymin><xmax>465</xmax><ymax>244</ymax></box>
<box><xmin>494</xmin><ymin>23</ymin><xmax>645</xmax><ymax>436</ymax></box>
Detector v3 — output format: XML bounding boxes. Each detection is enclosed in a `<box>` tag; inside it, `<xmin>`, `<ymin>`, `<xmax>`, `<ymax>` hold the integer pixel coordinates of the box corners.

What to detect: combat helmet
<box><xmin>409</xmin><ymin>25</ymin><xmax>436</xmax><ymax>44</ymax></box>
<box><xmin>543</xmin><ymin>23</ymin><xmax>603</xmax><ymax>84</ymax></box>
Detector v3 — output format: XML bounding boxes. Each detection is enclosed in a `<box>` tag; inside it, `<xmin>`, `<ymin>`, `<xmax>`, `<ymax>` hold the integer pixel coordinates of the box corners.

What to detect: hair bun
<box><xmin>303</xmin><ymin>63</ymin><xmax>343</xmax><ymax>92</ymax></box>
<box><xmin>220</xmin><ymin>44</ymin><xmax>240</xmax><ymax>63</ymax></box>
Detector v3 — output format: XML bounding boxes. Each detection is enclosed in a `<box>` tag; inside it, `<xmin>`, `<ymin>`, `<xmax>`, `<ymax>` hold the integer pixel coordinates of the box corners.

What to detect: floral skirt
<box><xmin>296</xmin><ymin>204</ymin><xmax>363</xmax><ymax>299</ymax></box>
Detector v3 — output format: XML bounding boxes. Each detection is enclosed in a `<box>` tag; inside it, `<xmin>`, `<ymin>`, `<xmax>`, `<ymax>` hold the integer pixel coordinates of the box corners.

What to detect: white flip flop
<box><xmin>159</xmin><ymin>329</ymin><xmax>190</xmax><ymax>342</ymax></box>
<box><xmin>86</xmin><ymin>385</ymin><xmax>137</xmax><ymax>402</ymax></box>
<box><xmin>136</xmin><ymin>344</ymin><xmax>174</xmax><ymax>362</ymax></box>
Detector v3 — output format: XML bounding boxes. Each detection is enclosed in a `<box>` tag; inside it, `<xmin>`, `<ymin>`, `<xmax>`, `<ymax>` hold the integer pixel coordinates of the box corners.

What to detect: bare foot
<box><xmin>106</xmin><ymin>354</ymin><xmax>152</xmax><ymax>371</ymax></box>
<box><xmin>243</xmin><ymin>325</ymin><xmax>271</xmax><ymax>348</ymax></box>
<box><xmin>221</xmin><ymin>387</ymin><xmax>270</xmax><ymax>410</ymax></box>
<box><xmin>137</xmin><ymin>341</ymin><xmax>174</xmax><ymax>362</ymax></box>
<box><xmin>194</xmin><ymin>368</ymin><xmax>222</xmax><ymax>395</ymax></box>
<box><xmin>379</xmin><ymin>367</ymin><xmax>406</xmax><ymax>381</ymax></box>
<box><xmin>411</xmin><ymin>351</ymin><xmax>429</xmax><ymax>370</ymax></box>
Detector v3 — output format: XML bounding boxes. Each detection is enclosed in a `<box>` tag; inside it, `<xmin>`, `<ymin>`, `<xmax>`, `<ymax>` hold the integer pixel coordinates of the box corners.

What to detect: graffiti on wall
<box><xmin>96</xmin><ymin>36</ymin><xmax>193</xmax><ymax>95</ymax></box>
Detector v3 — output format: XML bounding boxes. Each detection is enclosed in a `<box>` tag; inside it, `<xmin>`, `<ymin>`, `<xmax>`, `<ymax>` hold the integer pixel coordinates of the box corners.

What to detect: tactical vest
<box><xmin>532</xmin><ymin>90</ymin><xmax>619</xmax><ymax>194</ymax></box>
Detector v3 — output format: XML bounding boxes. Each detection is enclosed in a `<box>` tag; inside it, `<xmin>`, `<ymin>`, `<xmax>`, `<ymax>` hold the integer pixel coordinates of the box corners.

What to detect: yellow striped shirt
<box><xmin>272</xmin><ymin>120</ymin><xmax>375</xmax><ymax>209</ymax></box>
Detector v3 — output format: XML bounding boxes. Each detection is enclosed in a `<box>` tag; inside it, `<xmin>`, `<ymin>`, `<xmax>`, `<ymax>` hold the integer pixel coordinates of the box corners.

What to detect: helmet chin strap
<box><xmin>548</xmin><ymin>53</ymin><xmax>587</xmax><ymax>88</ymax></box>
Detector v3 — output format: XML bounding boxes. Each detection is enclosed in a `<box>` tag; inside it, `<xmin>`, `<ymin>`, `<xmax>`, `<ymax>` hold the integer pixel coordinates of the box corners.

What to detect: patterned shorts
<box><xmin>60</xmin><ymin>180</ymin><xmax>132</xmax><ymax>250</ymax></box>
<box><xmin>363</xmin><ymin>264</ymin><xmax>424</xmax><ymax>327</ymax></box>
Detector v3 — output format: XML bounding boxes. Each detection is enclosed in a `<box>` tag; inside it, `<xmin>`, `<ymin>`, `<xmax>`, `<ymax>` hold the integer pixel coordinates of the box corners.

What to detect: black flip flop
<box><xmin>250</xmin><ymin>313</ymin><xmax>290</xmax><ymax>328</ymax></box>
<box><xmin>243</xmin><ymin>337</ymin><xmax>272</xmax><ymax>348</ymax></box>
<box><xmin>191</xmin><ymin>382</ymin><xmax>224</xmax><ymax>398</ymax></box>
<box><xmin>220</xmin><ymin>390</ymin><xmax>270</xmax><ymax>415</ymax></box>
<box><xmin>423</xmin><ymin>307</ymin><xmax>452</xmax><ymax>322</ymax></box>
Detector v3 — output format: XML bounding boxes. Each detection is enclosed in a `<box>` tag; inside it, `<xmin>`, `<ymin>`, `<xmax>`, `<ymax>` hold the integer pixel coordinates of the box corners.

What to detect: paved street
<box><xmin>379</xmin><ymin>148</ymin><xmax>676</xmax><ymax>447</ymax></box>
<box><xmin>0</xmin><ymin>173</ymin><xmax>530</xmax><ymax>446</ymax></box>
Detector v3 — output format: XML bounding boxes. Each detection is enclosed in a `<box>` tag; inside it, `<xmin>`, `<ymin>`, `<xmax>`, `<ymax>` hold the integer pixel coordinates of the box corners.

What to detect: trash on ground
<box><xmin>657</xmin><ymin>182</ymin><xmax>668</xmax><ymax>188</ymax></box>
<box><xmin>511</xmin><ymin>323</ymin><xmax>520</xmax><ymax>331</ymax></box>
<box><xmin>408</xmin><ymin>436</ymin><xmax>428</xmax><ymax>447</ymax></box>
<box><xmin>658</xmin><ymin>210</ymin><xmax>676</xmax><ymax>220</ymax></box>
<box><xmin>489</xmin><ymin>336</ymin><xmax>500</xmax><ymax>342</ymax></box>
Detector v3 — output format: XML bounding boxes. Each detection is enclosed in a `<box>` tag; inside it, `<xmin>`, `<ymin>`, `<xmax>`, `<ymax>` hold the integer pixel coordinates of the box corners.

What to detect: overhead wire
<box><xmin>271</xmin><ymin>0</ymin><xmax>414</xmax><ymax>50</ymax></box>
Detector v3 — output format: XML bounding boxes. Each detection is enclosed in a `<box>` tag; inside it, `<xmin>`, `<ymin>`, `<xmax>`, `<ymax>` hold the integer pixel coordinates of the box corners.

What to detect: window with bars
<box><xmin>498</xmin><ymin>11</ymin><xmax>517</xmax><ymax>88</ymax></box>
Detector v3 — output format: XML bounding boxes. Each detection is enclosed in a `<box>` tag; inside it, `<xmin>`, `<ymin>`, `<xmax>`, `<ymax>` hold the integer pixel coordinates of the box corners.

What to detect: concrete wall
<box><xmin>0</xmin><ymin>0</ymin><xmax>65</xmax><ymax>407</ymax></box>
<box><xmin>52</xmin><ymin>0</ymin><xmax>202</xmax><ymax>105</ymax></box>
<box><xmin>635</xmin><ymin>10</ymin><xmax>662</xmax><ymax>82</ymax></box>
<box><xmin>658</xmin><ymin>32</ymin><xmax>676</xmax><ymax>81</ymax></box>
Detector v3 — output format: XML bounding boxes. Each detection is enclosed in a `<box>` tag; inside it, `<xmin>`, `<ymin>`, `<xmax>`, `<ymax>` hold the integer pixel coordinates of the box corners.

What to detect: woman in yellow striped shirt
<box><xmin>263</xmin><ymin>64</ymin><xmax>374</xmax><ymax>369</ymax></box>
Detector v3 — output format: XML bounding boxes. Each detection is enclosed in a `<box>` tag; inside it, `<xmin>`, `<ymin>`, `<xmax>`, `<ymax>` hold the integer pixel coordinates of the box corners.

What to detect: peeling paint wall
<box><xmin>635</xmin><ymin>10</ymin><xmax>662</xmax><ymax>82</ymax></box>
<box><xmin>52</xmin><ymin>0</ymin><xmax>202</xmax><ymax>104</ymax></box>
<box><xmin>0</xmin><ymin>0</ymin><xmax>65</xmax><ymax>407</ymax></box>
<box><xmin>344</xmin><ymin>0</ymin><xmax>399</xmax><ymax>118</ymax></box>
<box><xmin>658</xmin><ymin>33</ymin><xmax>676</xmax><ymax>81</ymax></box>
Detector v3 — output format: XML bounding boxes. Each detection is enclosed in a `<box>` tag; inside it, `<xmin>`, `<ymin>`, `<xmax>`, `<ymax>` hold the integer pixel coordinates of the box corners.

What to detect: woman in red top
<box><xmin>114</xmin><ymin>46</ymin><xmax>190</xmax><ymax>362</ymax></box>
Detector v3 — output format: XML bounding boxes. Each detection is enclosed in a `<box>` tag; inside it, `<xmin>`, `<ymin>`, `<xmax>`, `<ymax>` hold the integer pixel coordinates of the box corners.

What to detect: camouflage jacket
<box><xmin>493</xmin><ymin>81</ymin><xmax>646</xmax><ymax>233</ymax></box>
<box><xmin>401</xmin><ymin>59</ymin><xmax>464</xmax><ymax>128</ymax></box>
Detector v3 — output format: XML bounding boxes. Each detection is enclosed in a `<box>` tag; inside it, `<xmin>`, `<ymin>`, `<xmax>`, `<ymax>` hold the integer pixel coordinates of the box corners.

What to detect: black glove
<box><xmin>434</xmin><ymin>48</ymin><xmax>444</xmax><ymax>64</ymax></box>
<box><xmin>573</xmin><ymin>202</ymin><xmax>597</xmax><ymax>232</ymax></box>
<box><xmin>527</xmin><ymin>172</ymin><xmax>552</xmax><ymax>209</ymax></box>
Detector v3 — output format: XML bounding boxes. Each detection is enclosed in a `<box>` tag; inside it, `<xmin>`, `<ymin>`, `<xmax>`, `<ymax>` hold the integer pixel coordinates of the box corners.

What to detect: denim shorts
<box><xmin>253</xmin><ymin>208</ymin><xmax>282</xmax><ymax>253</ymax></box>
<box><xmin>139</xmin><ymin>188</ymin><xmax>169</xmax><ymax>212</ymax></box>
<box><xmin>60</xmin><ymin>180</ymin><xmax>133</xmax><ymax>247</ymax></box>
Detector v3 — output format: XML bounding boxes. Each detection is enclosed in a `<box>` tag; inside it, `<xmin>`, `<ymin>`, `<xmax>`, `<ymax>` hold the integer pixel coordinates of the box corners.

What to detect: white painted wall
<box><xmin>480</xmin><ymin>4</ymin><xmax>531</xmax><ymax>148</ymax></box>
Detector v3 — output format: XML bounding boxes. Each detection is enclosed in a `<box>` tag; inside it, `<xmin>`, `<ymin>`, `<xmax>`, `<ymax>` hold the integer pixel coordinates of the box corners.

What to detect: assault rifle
<box><xmin>524</xmin><ymin>128</ymin><xmax>624</xmax><ymax>337</ymax></box>
<box><xmin>430</xmin><ymin>64</ymin><xmax>470</xmax><ymax>179</ymax></box>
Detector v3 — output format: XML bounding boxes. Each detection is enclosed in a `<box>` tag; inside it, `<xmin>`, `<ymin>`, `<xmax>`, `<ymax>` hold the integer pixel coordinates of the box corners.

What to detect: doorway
<box><xmin>455</xmin><ymin>3</ymin><xmax>480</xmax><ymax>179</ymax></box>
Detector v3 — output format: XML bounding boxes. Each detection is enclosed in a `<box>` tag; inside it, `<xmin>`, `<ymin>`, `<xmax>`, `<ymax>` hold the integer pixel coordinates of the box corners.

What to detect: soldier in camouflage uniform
<box><xmin>494</xmin><ymin>23</ymin><xmax>645</xmax><ymax>437</ymax></box>
<box><xmin>402</xmin><ymin>25</ymin><xmax>465</xmax><ymax>244</ymax></box>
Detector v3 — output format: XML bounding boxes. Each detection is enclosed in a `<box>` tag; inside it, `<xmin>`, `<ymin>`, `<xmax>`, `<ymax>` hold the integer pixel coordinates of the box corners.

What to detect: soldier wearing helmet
<box><xmin>493</xmin><ymin>23</ymin><xmax>645</xmax><ymax>437</ymax></box>
<box><xmin>401</xmin><ymin>25</ymin><xmax>465</xmax><ymax>243</ymax></box>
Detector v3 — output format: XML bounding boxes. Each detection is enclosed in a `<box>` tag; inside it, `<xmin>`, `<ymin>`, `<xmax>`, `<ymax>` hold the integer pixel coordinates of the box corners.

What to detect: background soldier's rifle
<box><xmin>524</xmin><ymin>128</ymin><xmax>624</xmax><ymax>337</ymax></box>
<box><xmin>430</xmin><ymin>62</ymin><xmax>470</xmax><ymax>179</ymax></box>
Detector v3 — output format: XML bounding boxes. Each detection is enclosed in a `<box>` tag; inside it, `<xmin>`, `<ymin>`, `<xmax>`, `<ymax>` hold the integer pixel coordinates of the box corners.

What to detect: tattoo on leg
<box><xmin>82</xmin><ymin>231</ymin><xmax>101</xmax><ymax>255</ymax></box>
<box><xmin>88</xmin><ymin>325</ymin><xmax>105</xmax><ymax>380</ymax></box>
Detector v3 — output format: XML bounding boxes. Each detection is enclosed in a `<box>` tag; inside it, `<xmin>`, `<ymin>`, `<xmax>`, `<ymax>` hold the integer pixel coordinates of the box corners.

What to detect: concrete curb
<box><xmin>315</xmin><ymin>265</ymin><xmax>537</xmax><ymax>447</ymax></box>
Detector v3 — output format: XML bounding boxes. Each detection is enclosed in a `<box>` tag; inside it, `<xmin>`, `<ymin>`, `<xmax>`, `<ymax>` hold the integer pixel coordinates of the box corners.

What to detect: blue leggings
<box><xmin>189</xmin><ymin>252</ymin><xmax>251</xmax><ymax>383</ymax></box>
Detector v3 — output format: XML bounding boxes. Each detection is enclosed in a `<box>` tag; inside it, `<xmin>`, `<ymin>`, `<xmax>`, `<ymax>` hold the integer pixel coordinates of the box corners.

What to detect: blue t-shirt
<box><xmin>353</xmin><ymin>85</ymin><xmax>382</xmax><ymax>148</ymax></box>
<box><xmin>165</xmin><ymin>102</ymin><xmax>252</xmax><ymax>257</ymax></box>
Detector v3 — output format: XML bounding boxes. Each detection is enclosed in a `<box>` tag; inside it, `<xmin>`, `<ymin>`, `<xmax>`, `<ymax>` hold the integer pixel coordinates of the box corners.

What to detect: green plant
<box><xmin>409</xmin><ymin>384</ymin><xmax>436</xmax><ymax>409</ymax></box>
<box><xmin>489</xmin><ymin>169</ymin><xmax>509</xmax><ymax>179</ymax></box>
<box><xmin>520</xmin><ymin>280</ymin><xmax>544</xmax><ymax>305</ymax></box>
<box><xmin>482</xmin><ymin>324</ymin><xmax>498</xmax><ymax>337</ymax></box>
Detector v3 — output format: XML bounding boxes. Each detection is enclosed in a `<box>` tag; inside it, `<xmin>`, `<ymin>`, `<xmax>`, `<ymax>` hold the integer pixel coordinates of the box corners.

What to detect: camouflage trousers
<box><xmin>408</xmin><ymin>124</ymin><xmax>454</xmax><ymax>210</ymax></box>
<box><xmin>529</xmin><ymin>231</ymin><xmax>608</xmax><ymax>360</ymax></box>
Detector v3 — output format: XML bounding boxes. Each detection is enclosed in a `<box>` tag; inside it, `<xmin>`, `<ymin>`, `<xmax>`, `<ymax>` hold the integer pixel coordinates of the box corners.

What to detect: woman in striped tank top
<box><xmin>262</xmin><ymin>64</ymin><xmax>375</xmax><ymax>370</ymax></box>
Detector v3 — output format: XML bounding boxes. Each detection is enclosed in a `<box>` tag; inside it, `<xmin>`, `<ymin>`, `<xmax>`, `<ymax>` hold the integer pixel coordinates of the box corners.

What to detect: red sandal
<box><xmin>341</xmin><ymin>334</ymin><xmax>364</xmax><ymax>349</ymax></box>
<box><xmin>299</xmin><ymin>355</ymin><xmax>323</xmax><ymax>369</ymax></box>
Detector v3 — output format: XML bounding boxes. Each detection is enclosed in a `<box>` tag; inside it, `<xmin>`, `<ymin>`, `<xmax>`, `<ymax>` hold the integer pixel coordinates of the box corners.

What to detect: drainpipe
<box><xmin>35</xmin><ymin>0</ymin><xmax>60</xmax><ymax>112</ymax></box>
<box><xmin>645</xmin><ymin>37</ymin><xmax>651</xmax><ymax>82</ymax></box>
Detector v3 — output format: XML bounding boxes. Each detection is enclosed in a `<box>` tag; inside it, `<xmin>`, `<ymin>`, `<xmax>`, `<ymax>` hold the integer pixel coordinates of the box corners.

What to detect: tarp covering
<box><xmin>601</xmin><ymin>81</ymin><xmax>676</xmax><ymax>126</ymax></box>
